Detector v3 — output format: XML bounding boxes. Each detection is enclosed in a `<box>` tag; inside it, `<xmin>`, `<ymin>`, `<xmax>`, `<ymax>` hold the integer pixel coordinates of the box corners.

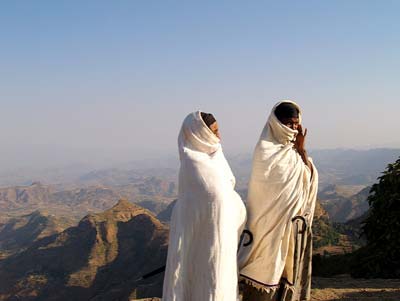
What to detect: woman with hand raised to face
<box><xmin>238</xmin><ymin>101</ymin><xmax>318</xmax><ymax>301</ymax></box>
<box><xmin>162</xmin><ymin>111</ymin><xmax>247</xmax><ymax>301</ymax></box>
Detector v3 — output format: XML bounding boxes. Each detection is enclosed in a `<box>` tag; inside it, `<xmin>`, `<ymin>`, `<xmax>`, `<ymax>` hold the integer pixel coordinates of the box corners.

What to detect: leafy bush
<box><xmin>351</xmin><ymin>157</ymin><xmax>400</xmax><ymax>278</ymax></box>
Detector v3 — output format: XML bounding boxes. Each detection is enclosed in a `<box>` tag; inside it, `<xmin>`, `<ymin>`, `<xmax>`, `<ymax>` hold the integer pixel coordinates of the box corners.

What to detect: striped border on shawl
<box><xmin>240</xmin><ymin>273</ymin><xmax>294</xmax><ymax>292</ymax></box>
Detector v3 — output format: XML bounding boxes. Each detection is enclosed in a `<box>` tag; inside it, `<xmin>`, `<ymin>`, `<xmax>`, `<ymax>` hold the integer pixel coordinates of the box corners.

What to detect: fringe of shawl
<box><xmin>239</xmin><ymin>276</ymin><xmax>280</xmax><ymax>294</ymax></box>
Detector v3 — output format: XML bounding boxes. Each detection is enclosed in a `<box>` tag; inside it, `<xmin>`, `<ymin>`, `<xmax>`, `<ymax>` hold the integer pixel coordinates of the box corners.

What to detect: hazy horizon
<box><xmin>0</xmin><ymin>147</ymin><xmax>399</xmax><ymax>191</ymax></box>
<box><xmin>1</xmin><ymin>145</ymin><xmax>399</xmax><ymax>172</ymax></box>
<box><xmin>1</xmin><ymin>1</ymin><xmax>400</xmax><ymax>170</ymax></box>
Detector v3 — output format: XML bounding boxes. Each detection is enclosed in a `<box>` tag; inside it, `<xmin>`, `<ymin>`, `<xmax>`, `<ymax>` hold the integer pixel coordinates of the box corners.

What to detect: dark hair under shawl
<box><xmin>201</xmin><ymin>112</ymin><xmax>217</xmax><ymax>128</ymax></box>
<box><xmin>274</xmin><ymin>102</ymin><xmax>299</xmax><ymax>122</ymax></box>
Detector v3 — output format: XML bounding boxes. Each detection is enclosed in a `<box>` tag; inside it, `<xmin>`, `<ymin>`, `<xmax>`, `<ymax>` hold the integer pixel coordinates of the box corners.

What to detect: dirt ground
<box><xmin>311</xmin><ymin>275</ymin><xmax>400</xmax><ymax>301</ymax></box>
<box><xmin>132</xmin><ymin>276</ymin><xmax>400</xmax><ymax>301</ymax></box>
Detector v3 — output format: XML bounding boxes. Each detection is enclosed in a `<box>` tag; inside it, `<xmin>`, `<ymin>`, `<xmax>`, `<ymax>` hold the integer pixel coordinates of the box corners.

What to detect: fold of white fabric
<box><xmin>162</xmin><ymin>111</ymin><xmax>247</xmax><ymax>301</ymax></box>
<box><xmin>238</xmin><ymin>101</ymin><xmax>318</xmax><ymax>290</ymax></box>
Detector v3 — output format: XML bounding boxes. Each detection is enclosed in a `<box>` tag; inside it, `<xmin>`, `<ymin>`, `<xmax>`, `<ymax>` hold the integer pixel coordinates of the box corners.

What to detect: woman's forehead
<box><xmin>281</xmin><ymin>117</ymin><xmax>299</xmax><ymax>122</ymax></box>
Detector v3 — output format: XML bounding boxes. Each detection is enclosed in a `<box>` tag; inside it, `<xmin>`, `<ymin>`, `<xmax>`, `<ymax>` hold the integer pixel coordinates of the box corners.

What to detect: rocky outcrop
<box><xmin>0</xmin><ymin>200</ymin><xmax>168</xmax><ymax>301</ymax></box>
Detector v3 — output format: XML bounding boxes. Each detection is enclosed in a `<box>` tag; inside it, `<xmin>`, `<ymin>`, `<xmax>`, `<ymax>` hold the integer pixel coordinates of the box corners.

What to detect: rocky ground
<box><xmin>131</xmin><ymin>276</ymin><xmax>400</xmax><ymax>301</ymax></box>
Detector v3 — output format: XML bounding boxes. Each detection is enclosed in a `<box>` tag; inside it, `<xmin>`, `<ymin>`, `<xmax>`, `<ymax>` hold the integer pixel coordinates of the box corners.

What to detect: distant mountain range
<box><xmin>0</xmin><ymin>182</ymin><xmax>120</xmax><ymax>223</ymax></box>
<box><xmin>308</xmin><ymin>148</ymin><xmax>399</xmax><ymax>187</ymax></box>
<box><xmin>318</xmin><ymin>185</ymin><xmax>371</xmax><ymax>222</ymax></box>
<box><xmin>0</xmin><ymin>148</ymin><xmax>397</xmax><ymax>190</ymax></box>
<box><xmin>0</xmin><ymin>177</ymin><xmax>176</xmax><ymax>224</ymax></box>
<box><xmin>0</xmin><ymin>200</ymin><xmax>168</xmax><ymax>301</ymax></box>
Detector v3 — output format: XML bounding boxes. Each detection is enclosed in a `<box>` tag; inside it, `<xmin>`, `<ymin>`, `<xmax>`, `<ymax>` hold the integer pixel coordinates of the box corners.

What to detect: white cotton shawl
<box><xmin>238</xmin><ymin>101</ymin><xmax>318</xmax><ymax>289</ymax></box>
<box><xmin>162</xmin><ymin>111</ymin><xmax>247</xmax><ymax>301</ymax></box>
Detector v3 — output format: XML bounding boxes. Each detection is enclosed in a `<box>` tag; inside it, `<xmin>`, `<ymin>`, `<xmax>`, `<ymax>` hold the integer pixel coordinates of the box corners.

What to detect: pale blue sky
<box><xmin>1</xmin><ymin>1</ymin><xmax>399</xmax><ymax>168</ymax></box>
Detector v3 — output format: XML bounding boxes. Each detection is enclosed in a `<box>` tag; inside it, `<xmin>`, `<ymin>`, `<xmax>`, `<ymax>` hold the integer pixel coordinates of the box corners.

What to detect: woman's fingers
<box><xmin>297</xmin><ymin>124</ymin><xmax>303</xmax><ymax>135</ymax></box>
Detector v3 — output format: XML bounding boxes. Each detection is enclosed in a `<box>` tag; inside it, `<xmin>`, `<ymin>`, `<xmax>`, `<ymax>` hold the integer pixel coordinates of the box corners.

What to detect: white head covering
<box><xmin>178</xmin><ymin>111</ymin><xmax>220</xmax><ymax>155</ymax></box>
<box><xmin>260</xmin><ymin>100</ymin><xmax>302</xmax><ymax>145</ymax></box>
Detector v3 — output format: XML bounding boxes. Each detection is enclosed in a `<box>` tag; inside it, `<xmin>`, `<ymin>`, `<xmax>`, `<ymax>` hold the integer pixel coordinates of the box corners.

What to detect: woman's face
<box><xmin>209</xmin><ymin>121</ymin><xmax>221</xmax><ymax>139</ymax></box>
<box><xmin>280</xmin><ymin>117</ymin><xmax>300</xmax><ymax>130</ymax></box>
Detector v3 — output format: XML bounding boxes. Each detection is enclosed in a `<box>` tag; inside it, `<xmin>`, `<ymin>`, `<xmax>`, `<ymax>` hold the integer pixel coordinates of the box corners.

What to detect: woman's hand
<box><xmin>294</xmin><ymin>124</ymin><xmax>307</xmax><ymax>152</ymax></box>
<box><xmin>294</xmin><ymin>125</ymin><xmax>313</xmax><ymax>177</ymax></box>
